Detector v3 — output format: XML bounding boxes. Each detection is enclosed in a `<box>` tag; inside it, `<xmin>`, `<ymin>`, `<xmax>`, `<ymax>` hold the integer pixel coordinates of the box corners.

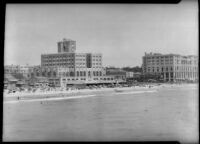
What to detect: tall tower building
<box><xmin>57</xmin><ymin>38</ymin><xmax>76</xmax><ymax>53</ymax></box>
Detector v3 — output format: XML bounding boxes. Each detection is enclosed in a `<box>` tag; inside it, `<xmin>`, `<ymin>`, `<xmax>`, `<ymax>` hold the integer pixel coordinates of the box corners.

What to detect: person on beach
<box><xmin>17</xmin><ymin>96</ymin><xmax>20</xmax><ymax>100</ymax></box>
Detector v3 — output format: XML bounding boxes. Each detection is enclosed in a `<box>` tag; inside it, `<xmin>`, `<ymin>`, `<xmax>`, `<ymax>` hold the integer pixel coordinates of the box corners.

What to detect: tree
<box><xmin>122</xmin><ymin>66</ymin><xmax>142</xmax><ymax>73</ymax></box>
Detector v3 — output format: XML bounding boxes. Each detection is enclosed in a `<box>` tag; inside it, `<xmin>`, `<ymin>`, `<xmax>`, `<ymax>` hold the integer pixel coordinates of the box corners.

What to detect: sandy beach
<box><xmin>3</xmin><ymin>83</ymin><xmax>198</xmax><ymax>142</ymax></box>
<box><xmin>4</xmin><ymin>83</ymin><xmax>198</xmax><ymax>103</ymax></box>
<box><xmin>4</xmin><ymin>83</ymin><xmax>198</xmax><ymax>100</ymax></box>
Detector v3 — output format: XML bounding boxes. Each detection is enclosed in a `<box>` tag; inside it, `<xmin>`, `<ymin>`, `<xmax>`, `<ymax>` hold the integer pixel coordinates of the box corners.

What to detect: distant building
<box><xmin>40</xmin><ymin>38</ymin><xmax>115</xmax><ymax>86</ymax></box>
<box><xmin>4</xmin><ymin>65</ymin><xmax>30</xmax><ymax>79</ymax></box>
<box><xmin>125</xmin><ymin>71</ymin><xmax>141</xmax><ymax>79</ymax></box>
<box><xmin>142</xmin><ymin>52</ymin><xmax>199</xmax><ymax>82</ymax></box>
<box><xmin>133</xmin><ymin>72</ymin><xmax>141</xmax><ymax>78</ymax></box>
<box><xmin>125</xmin><ymin>71</ymin><xmax>134</xmax><ymax>78</ymax></box>
<box><xmin>106</xmin><ymin>68</ymin><xmax>126</xmax><ymax>83</ymax></box>
<box><xmin>4</xmin><ymin>74</ymin><xmax>18</xmax><ymax>90</ymax></box>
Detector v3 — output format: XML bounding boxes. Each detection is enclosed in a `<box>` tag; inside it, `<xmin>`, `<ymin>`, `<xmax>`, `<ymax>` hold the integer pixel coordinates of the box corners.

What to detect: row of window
<box><xmin>75</xmin><ymin>59</ymin><xmax>86</xmax><ymax>61</ymax></box>
<box><xmin>43</xmin><ymin>60</ymin><xmax>74</xmax><ymax>62</ymax></box>
<box><xmin>5</xmin><ymin>70</ymin><xmax>28</xmax><ymax>73</ymax></box>
<box><xmin>146</xmin><ymin>56</ymin><xmax>173</xmax><ymax>59</ymax></box>
<box><xmin>146</xmin><ymin>66</ymin><xmax>198</xmax><ymax>72</ymax></box>
<box><xmin>146</xmin><ymin>62</ymin><xmax>174</xmax><ymax>65</ymax></box>
<box><xmin>174</xmin><ymin>72</ymin><xmax>198</xmax><ymax>78</ymax></box>
<box><xmin>63</xmin><ymin>77</ymin><xmax>114</xmax><ymax>81</ymax></box>
<box><xmin>92</xmin><ymin>63</ymin><xmax>102</xmax><ymax>65</ymax></box>
<box><xmin>76</xmin><ymin>55</ymin><xmax>86</xmax><ymax>57</ymax></box>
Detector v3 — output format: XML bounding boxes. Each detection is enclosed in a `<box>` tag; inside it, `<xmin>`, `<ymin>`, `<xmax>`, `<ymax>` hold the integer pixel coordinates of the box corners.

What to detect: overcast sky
<box><xmin>5</xmin><ymin>1</ymin><xmax>198</xmax><ymax>67</ymax></box>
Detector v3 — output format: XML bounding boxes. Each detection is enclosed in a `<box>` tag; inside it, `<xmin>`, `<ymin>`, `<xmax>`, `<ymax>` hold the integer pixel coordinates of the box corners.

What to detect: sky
<box><xmin>5</xmin><ymin>1</ymin><xmax>198</xmax><ymax>67</ymax></box>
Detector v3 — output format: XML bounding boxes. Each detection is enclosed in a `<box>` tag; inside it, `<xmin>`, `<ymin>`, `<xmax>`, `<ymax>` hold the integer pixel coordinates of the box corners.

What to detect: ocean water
<box><xmin>3</xmin><ymin>84</ymin><xmax>199</xmax><ymax>143</ymax></box>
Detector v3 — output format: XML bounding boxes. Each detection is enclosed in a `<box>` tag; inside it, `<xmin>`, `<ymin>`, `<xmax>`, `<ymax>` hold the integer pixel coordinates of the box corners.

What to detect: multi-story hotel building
<box><xmin>142</xmin><ymin>52</ymin><xmax>199</xmax><ymax>82</ymax></box>
<box><xmin>40</xmin><ymin>38</ymin><xmax>117</xmax><ymax>86</ymax></box>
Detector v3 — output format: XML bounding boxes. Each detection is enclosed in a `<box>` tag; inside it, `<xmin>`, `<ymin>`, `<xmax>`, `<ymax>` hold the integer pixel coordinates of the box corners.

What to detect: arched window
<box><xmin>84</xmin><ymin>71</ymin><xmax>86</xmax><ymax>76</ymax></box>
<box><xmin>93</xmin><ymin>71</ymin><xmax>95</xmax><ymax>76</ymax></box>
<box><xmin>96</xmin><ymin>71</ymin><xmax>98</xmax><ymax>76</ymax></box>
<box><xmin>80</xmin><ymin>71</ymin><xmax>82</xmax><ymax>76</ymax></box>
<box><xmin>70</xmin><ymin>72</ymin><xmax>74</xmax><ymax>77</ymax></box>
<box><xmin>77</xmin><ymin>71</ymin><xmax>79</xmax><ymax>77</ymax></box>
<box><xmin>99</xmin><ymin>71</ymin><xmax>102</xmax><ymax>76</ymax></box>
<box><xmin>88</xmin><ymin>71</ymin><xmax>91</xmax><ymax>77</ymax></box>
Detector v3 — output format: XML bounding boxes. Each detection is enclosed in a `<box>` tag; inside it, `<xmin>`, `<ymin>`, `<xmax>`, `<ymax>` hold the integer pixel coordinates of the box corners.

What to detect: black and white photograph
<box><xmin>3</xmin><ymin>1</ymin><xmax>198</xmax><ymax>143</ymax></box>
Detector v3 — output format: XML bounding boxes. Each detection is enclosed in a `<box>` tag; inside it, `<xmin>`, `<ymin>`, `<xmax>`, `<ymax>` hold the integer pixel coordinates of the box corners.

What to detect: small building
<box><xmin>4</xmin><ymin>74</ymin><xmax>18</xmax><ymax>90</ymax></box>
<box><xmin>106</xmin><ymin>68</ymin><xmax>126</xmax><ymax>83</ymax></box>
<box><xmin>133</xmin><ymin>72</ymin><xmax>142</xmax><ymax>78</ymax></box>
<box><xmin>28</xmin><ymin>76</ymin><xmax>49</xmax><ymax>87</ymax></box>
<box><xmin>126</xmin><ymin>72</ymin><xmax>134</xmax><ymax>78</ymax></box>
<box><xmin>16</xmin><ymin>81</ymin><xmax>26</xmax><ymax>88</ymax></box>
<box><xmin>48</xmin><ymin>77</ymin><xmax>61</xmax><ymax>87</ymax></box>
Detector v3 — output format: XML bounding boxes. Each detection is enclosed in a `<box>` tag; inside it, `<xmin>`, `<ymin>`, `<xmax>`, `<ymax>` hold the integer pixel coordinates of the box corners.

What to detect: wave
<box><xmin>113</xmin><ymin>90</ymin><xmax>157</xmax><ymax>95</ymax></box>
<box><xmin>4</xmin><ymin>90</ymin><xmax>157</xmax><ymax>104</ymax></box>
<box><xmin>4</xmin><ymin>94</ymin><xmax>96</xmax><ymax>104</ymax></box>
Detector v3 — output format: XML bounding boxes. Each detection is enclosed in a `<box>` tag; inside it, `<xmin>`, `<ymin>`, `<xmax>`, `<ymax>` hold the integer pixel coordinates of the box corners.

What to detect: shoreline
<box><xmin>3</xmin><ymin>83</ymin><xmax>198</xmax><ymax>102</ymax></box>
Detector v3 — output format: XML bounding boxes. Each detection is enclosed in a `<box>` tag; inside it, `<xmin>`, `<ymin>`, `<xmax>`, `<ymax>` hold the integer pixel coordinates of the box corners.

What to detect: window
<box><xmin>99</xmin><ymin>71</ymin><xmax>102</xmax><ymax>76</ymax></box>
<box><xmin>37</xmin><ymin>72</ymin><xmax>40</xmax><ymax>76</ymax></box>
<box><xmin>53</xmin><ymin>72</ymin><xmax>56</xmax><ymax>77</ymax></box>
<box><xmin>42</xmin><ymin>72</ymin><xmax>45</xmax><ymax>76</ymax></box>
<box><xmin>70</xmin><ymin>72</ymin><xmax>74</xmax><ymax>76</ymax></box>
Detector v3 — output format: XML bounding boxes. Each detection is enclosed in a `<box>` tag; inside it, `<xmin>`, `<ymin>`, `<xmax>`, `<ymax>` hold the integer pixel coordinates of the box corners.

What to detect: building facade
<box><xmin>40</xmin><ymin>38</ymin><xmax>117</xmax><ymax>86</ymax></box>
<box><xmin>142</xmin><ymin>52</ymin><xmax>199</xmax><ymax>82</ymax></box>
<box><xmin>4</xmin><ymin>65</ymin><xmax>31</xmax><ymax>79</ymax></box>
<box><xmin>106</xmin><ymin>68</ymin><xmax>126</xmax><ymax>83</ymax></box>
